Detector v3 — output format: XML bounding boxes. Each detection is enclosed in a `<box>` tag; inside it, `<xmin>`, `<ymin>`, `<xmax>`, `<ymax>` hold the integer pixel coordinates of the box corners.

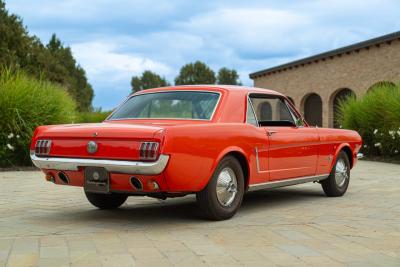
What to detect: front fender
<box><xmin>330</xmin><ymin>143</ymin><xmax>352</xmax><ymax>172</ymax></box>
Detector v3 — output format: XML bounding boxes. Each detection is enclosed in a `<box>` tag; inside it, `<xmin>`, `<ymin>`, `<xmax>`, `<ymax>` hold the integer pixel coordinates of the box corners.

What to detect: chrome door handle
<box><xmin>267</xmin><ymin>131</ymin><xmax>277</xmax><ymax>136</ymax></box>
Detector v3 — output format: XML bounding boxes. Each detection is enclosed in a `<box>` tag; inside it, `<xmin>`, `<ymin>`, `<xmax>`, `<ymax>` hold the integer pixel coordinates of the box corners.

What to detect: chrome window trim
<box><xmin>30</xmin><ymin>151</ymin><xmax>170</xmax><ymax>175</ymax></box>
<box><xmin>106</xmin><ymin>90</ymin><xmax>222</xmax><ymax>122</ymax></box>
<box><xmin>284</xmin><ymin>98</ymin><xmax>304</xmax><ymax>127</ymax></box>
<box><xmin>248</xmin><ymin>174</ymin><xmax>329</xmax><ymax>191</ymax></box>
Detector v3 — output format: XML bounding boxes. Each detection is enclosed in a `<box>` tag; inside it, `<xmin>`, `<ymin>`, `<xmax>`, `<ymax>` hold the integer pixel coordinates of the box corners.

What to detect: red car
<box><xmin>31</xmin><ymin>85</ymin><xmax>362</xmax><ymax>220</ymax></box>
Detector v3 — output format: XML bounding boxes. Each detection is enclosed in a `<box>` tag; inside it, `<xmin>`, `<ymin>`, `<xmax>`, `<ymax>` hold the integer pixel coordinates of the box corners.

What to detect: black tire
<box><xmin>196</xmin><ymin>156</ymin><xmax>245</xmax><ymax>220</ymax></box>
<box><xmin>321</xmin><ymin>151</ymin><xmax>350</xmax><ymax>197</ymax></box>
<box><xmin>85</xmin><ymin>191</ymin><xmax>128</xmax><ymax>209</ymax></box>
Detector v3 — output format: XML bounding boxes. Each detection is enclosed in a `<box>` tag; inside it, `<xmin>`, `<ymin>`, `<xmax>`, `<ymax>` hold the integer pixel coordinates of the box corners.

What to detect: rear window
<box><xmin>109</xmin><ymin>91</ymin><xmax>220</xmax><ymax>120</ymax></box>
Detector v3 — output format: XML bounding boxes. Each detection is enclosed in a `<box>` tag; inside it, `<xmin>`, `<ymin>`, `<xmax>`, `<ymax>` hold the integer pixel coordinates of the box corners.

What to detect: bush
<box><xmin>0</xmin><ymin>68</ymin><xmax>77</xmax><ymax>167</ymax></box>
<box><xmin>76</xmin><ymin>110</ymin><xmax>111</xmax><ymax>123</ymax></box>
<box><xmin>338</xmin><ymin>83</ymin><xmax>400</xmax><ymax>157</ymax></box>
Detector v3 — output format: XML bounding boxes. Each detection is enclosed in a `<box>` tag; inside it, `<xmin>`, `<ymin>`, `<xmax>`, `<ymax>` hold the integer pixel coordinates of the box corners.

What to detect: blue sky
<box><xmin>7</xmin><ymin>0</ymin><xmax>400</xmax><ymax>110</ymax></box>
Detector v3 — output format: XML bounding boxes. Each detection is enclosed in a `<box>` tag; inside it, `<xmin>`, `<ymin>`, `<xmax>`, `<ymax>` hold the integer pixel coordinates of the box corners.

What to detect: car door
<box><xmin>249</xmin><ymin>94</ymin><xmax>319</xmax><ymax>181</ymax></box>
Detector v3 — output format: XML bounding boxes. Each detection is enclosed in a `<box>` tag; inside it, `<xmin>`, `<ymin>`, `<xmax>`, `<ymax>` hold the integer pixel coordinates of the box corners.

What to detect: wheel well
<box><xmin>341</xmin><ymin>146</ymin><xmax>353</xmax><ymax>168</ymax></box>
<box><xmin>225</xmin><ymin>151</ymin><xmax>249</xmax><ymax>190</ymax></box>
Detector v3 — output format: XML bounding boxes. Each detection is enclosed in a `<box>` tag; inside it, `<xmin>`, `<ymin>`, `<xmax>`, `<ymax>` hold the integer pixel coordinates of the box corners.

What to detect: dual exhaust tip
<box><xmin>46</xmin><ymin>173</ymin><xmax>159</xmax><ymax>191</ymax></box>
<box><xmin>130</xmin><ymin>176</ymin><xmax>160</xmax><ymax>191</ymax></box>
<box><xmin>46</xmin><ymin>172</ymin><xmax>69</xmax><ymax>184</ymax></box>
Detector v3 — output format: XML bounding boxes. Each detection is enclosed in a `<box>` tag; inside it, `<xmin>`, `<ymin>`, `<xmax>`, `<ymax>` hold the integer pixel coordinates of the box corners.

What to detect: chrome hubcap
<box><xmin>216</xmin><ymin>167</ymin><xmax>237</xmax><ymax>207</ymax></box>
<box><xmin>335</xmin><ymin>158</ymin><xmax>348</xmax><ymax>187</ymax></box>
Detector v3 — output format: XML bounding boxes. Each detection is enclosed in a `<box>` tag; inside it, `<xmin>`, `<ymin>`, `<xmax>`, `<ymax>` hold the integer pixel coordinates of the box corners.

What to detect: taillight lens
<box><xmin>35</xmin><ymin>140</ymin><xmax>52</xmax><ymax>156</ymax></box>
<box><xmin>139</xmin><ymin>142</ymin><xmax>159</xmax><ymax>161</ymax></box>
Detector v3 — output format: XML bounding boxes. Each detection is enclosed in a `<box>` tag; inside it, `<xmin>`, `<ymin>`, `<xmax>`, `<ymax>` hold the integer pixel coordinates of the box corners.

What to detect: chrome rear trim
<box><xmin>248</xmin><ymin>174</ymin><xmax>329</xmax><ymax>191</ymax></box>
<box><xmin>30</xmin><ymin>151</ymin><xmax>169</xmax><ymax>175</ymax></box>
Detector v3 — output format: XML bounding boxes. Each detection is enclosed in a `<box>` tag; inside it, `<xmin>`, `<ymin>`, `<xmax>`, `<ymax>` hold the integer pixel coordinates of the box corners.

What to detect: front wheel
<box><xmin>196</xmin><ymin>156</ymin><xmax>245</xmax><ymax>220</ymax></box>
<box><xmin>85</xmin><ymin>191</ymin><xmax>128</xmax><ymax>209</ymax></box>
<box><xmin>321</xmin><ymin>151</ymin><xmax>351</xmax><ymax>197</ymax></box>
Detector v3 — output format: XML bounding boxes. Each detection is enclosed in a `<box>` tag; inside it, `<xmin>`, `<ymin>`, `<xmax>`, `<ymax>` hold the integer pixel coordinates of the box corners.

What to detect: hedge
<box><xmin>0</xmin><ymin>69</ymin><xmax>77</xmax><ymax>167</ymax></box>
<box><xmin>338</xmin><ymin>82</ymin><xmax>400</xmax><ymax>158</ymax></box>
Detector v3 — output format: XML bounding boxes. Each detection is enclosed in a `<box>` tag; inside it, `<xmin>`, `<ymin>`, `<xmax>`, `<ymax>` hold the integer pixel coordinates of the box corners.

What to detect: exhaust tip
<box><xmin>58</xmin><ymin>172</ymin><xmax>70</xmax><ymax>184</ymax></box>
<box><xmin>130</xmin><ymin>177</ymin><xmax>143</xmax><ymax>191</ymax></box>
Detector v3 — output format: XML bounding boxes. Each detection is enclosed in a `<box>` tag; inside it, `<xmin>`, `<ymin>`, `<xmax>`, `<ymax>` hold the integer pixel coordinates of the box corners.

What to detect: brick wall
<box><xmin>252</xmin><ymin>39</ymin><xmax>400</xmax><ymax>127</ymax></box>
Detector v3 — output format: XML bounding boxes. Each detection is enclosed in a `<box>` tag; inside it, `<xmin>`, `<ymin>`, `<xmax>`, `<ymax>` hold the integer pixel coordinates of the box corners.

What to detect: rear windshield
<box><xmin>108</xmin><ymin>91</ymin><xmax>220</xmax><ymax>120</ymax></box>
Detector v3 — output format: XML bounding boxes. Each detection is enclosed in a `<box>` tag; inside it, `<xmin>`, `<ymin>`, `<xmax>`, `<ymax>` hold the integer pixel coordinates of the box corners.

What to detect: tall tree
<box><xmin>174</xmin><ymin>61</ymin><xmax>216</xmax><ymax>85</ymax></box>
<box><xmin>0</xmin><ymin>1</ymin><xmax>94</xmax><ymax>111</ymax></box>
<box><xmin>0</xmin><ymin>0</ymin><xmax>32</xmax><ymax>69</ymax></box>
<box><xmin>217</xmin><ymin>67</ymin><xmax>241</xmax><ymax>85</ymax></box>
<box><xmin>131</xmin><ymin>70</ymin><xmax>169</xmax><ymax>93</ymax></box>
<box><xmin>44</xmin><ymin>34</ymin><xmax>93</xmax><ymax>111</ymax></box>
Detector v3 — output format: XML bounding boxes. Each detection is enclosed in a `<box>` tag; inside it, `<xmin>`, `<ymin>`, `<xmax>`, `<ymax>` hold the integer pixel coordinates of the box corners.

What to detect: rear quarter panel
<box><xmin>160</xmin><ymin>123</ymin><xmax>266</xmax><ymax>192</ymax></box>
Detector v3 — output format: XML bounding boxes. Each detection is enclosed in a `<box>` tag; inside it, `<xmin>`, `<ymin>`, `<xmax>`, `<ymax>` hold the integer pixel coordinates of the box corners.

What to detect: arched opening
<box><xmin>367</xmin><ymin>81</ymin><xmax>395</xmax><ymax>93</ymax></box>
<box><xmin>302</xmin><ymin>93</ymin><xmax>322</xmax><ymax>127</ymax></box>
<box><xmin>331</xmin><ymin>88</ymin><xmax>356</xmax><ymax>128</ymax></box>
<box><xmin>287</xmin><ymin>96</ymin><xmax>295</xmax><ymax>106</ymax></box>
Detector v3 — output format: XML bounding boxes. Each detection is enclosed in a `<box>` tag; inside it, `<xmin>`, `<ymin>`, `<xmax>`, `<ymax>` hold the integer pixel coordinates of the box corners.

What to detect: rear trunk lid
<box><xmin>34</xmin><ymin>122</ymin><xmax>164</xmax><ymax>161</ymax></box>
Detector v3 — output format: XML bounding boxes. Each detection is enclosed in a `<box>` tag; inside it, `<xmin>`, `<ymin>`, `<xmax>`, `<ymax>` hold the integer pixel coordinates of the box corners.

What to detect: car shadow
<box><xmin>33</xmin><ymin>186</ymin><xmax>326</xmax><ymax>227</ymax></box>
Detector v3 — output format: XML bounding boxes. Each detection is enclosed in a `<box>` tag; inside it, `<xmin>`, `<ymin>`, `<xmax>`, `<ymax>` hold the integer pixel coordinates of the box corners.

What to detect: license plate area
<box><xmin>84</xmin><ymin>167</ymin><xmax>109</xmax><ymax>194</ymax></box>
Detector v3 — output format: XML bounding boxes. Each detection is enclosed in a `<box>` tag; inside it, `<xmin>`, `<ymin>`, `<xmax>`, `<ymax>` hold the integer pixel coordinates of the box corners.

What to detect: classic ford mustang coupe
<box><xmin>31</xmin><ymin>85</ymin><xmax>362</xmax><ymax>220</ymax></box>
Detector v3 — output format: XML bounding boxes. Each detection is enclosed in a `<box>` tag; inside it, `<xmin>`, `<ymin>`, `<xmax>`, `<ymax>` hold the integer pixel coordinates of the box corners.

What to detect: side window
<box><xmin>246</xmin><ymin>99</ymin><xmax>258</xmax><ymax>126</ymax></box>
<box><xmin>249</xmin><ymin>94</ymin><xmax>296</xmax><ymax>127</ymax></box>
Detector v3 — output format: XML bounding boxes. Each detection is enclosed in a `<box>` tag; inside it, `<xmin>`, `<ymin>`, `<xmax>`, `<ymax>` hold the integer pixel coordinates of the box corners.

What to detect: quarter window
<box><xmin>246</xmin><ymin>99</ymin><xmax>258</xmax><ymax>126</ymax></box>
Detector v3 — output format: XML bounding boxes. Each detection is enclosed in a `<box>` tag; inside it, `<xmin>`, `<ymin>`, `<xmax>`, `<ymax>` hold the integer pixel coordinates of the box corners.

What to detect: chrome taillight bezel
<box><xmin>35</xmin><ymin>140</ymin><xmax>52</xmax><ymax>156</ymax></box>
<box><xmin>139</xmin><ymin>142</ymin><xmax>159</xmax><ymax>161</ymax></box>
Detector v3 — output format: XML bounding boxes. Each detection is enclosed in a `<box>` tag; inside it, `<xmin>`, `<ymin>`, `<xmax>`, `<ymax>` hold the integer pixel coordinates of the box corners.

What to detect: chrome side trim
<box><xmin>255</xmin><ymin>147</ymin><xmax>268</xmax><ymax>173</ymax></box>
<box><xmin>357</xmin><ymin>153</ymin><xmax>364</xmax><ymax>159</ymax></box>
<box><xmin>30</xmin><ymin>151</ymin><xmax>169</xmax><ymax>175</ymax></box>
<box><xmin>248</xmin><ymin>174</ymin><xmax>329</xmax><ymax>191</ymax></box>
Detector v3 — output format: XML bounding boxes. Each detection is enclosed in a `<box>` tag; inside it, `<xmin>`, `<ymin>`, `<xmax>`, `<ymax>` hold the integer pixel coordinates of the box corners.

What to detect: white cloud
<box><xmin>7</xmin><ymin>0</ymin><xmax>400</xmax><ymax>108</ymax></box>
<box><xmin>71</xmin><ymin>41</ymin><xmax>171</xmax><ymax>89</ymax></box>
<box><xmin>181</xmin><ymin>8</ymin><xmax>311</xmax><ymax>52</ymax></box>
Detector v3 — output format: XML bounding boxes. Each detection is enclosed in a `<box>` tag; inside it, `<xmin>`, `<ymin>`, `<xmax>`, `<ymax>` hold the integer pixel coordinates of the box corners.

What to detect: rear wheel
<box><xmin>85</xmin><ymin>191</ymin><xmax>128</xmax><ymax>209</ymax></box>
<box><xmin>196</xmin><ymin>156</ymin><xmax>244</xmax><ymax>220</ymax></box>
<box><xmin>321</xmin><ymin>151</ymin><xmax>350</xmax><ymax>197</ymax></box>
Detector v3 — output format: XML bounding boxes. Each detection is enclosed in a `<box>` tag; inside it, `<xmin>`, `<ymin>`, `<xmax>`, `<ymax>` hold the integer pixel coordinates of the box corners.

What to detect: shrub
<box><xmin>76</xmin><ymin>110</ymin><xmax>112</xmax><ymax>123</ymax></box>
<box><xmin>338</xmin><ymin>82</ymin><xmax>400</xmax><ymax>157</ymax></box>
<box><xmin>0</xmin><ymin>68</ymin><xmax>77</xmax><ymax>167</ymax></box>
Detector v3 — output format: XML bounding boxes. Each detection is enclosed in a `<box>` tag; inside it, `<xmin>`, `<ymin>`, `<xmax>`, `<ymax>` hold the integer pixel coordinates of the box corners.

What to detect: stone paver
<box><xmin>0</xmin><ymin>160</ymin><xmax>399</xmax><ymax>267</ymax></box>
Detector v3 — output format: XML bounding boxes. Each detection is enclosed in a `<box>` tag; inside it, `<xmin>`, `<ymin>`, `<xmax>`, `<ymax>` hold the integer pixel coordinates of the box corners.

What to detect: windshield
<box><xmin>109</xmin><ymin>91</ymin><xmax>220</xmax><ymax>120</ymax></box>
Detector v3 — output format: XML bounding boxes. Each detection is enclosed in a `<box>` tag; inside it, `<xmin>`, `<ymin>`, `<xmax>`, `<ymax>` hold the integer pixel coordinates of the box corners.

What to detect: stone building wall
<box><xmin>251</xmin><ymin>38</ymin><xmax>400</xmax><ymax>127</ymax></box>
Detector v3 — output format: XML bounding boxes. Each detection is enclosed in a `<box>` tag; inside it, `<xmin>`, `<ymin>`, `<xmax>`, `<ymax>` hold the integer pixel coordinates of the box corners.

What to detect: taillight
<box><xmin>139</xmin><ymin>142</ymin><xmax>159</xmax><ymax>161</ymax></box>
<box><xmin>35</xmin><ymin>140</ymin><xmax>52</xmax><ymax>156</ymax></box>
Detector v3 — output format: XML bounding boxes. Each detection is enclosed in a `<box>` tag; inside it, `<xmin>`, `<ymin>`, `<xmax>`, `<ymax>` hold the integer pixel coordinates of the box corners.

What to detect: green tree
<box><xmin>131</xmin><ymin>70</ymin><xmax>169</xmax><ymax>93</ymax></box>
<box><xmin>44</xmin><ymin>34</ymin><xmax>94</xmax><ymax>111</ymax></box>
<box><xmin>0</xmin><ymin>0</ymin><xmax>32</xmax><ymax>69</ymax></box>
<box><xmin>0</xmin><ymin>1</ymin><xmax>94</xmax><ymax>111</ymax></box>
<box><xmin>175</xmin><ymin>61</ymin><xmax>216</xmax><ymax>85</ymax></box>
<box><xmin>217</xmin><ymin>67</ymin><xmax>241</xmax><ymax>85</ymax></box>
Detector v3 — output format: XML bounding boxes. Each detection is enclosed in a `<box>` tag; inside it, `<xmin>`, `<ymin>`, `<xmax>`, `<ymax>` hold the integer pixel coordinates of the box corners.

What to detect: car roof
<box><xmin>132</xmin><ymin>85</ymin><xmax>284</xmax><ymax>97</ymax></box>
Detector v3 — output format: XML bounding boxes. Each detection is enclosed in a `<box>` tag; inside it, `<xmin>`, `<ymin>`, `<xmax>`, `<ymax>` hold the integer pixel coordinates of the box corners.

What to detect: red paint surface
<box><xmin>32</xmin><ymin>86</ymin><xmax>362</xmax><ymax>193</ymax></box>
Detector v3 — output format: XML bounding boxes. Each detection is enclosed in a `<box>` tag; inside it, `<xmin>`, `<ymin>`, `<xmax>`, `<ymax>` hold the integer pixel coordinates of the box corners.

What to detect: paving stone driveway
<box><xmin>0</xmin><ymin>160</ymin><xmax>399</xmax><ymax>267</ymax></box>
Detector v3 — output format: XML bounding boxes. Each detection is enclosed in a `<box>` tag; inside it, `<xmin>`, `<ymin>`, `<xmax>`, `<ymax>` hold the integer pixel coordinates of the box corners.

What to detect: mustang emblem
<box><xmin>87</xmin><ymin>141</ymin><xmax>98</xmax><ymax>154</ymax></box>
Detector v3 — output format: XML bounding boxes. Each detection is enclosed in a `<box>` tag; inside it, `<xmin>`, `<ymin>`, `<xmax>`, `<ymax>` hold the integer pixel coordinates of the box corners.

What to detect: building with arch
<box><xmin>250</xmin><ymin>31</ymin><xmax>400</xmax><ymax>128</ymax></box>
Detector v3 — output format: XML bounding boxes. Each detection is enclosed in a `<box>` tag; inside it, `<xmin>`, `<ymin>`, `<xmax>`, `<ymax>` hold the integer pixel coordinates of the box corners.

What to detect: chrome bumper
<box><xmin>357</xmin><ymin>153</ymin><xmax>364</xmax><ymax>159</ymax></box>
<box><xmin>30</xmin><ymin>151</ymin><xmax>169</xmax><ymax>175</ymax></box>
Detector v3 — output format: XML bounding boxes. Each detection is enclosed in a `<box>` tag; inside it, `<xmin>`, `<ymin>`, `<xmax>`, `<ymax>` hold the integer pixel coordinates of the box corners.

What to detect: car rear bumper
<box><xmin>30</xmin><ymin>151</ymin><xmax>169</xmax><ymax>175</ymax></box>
